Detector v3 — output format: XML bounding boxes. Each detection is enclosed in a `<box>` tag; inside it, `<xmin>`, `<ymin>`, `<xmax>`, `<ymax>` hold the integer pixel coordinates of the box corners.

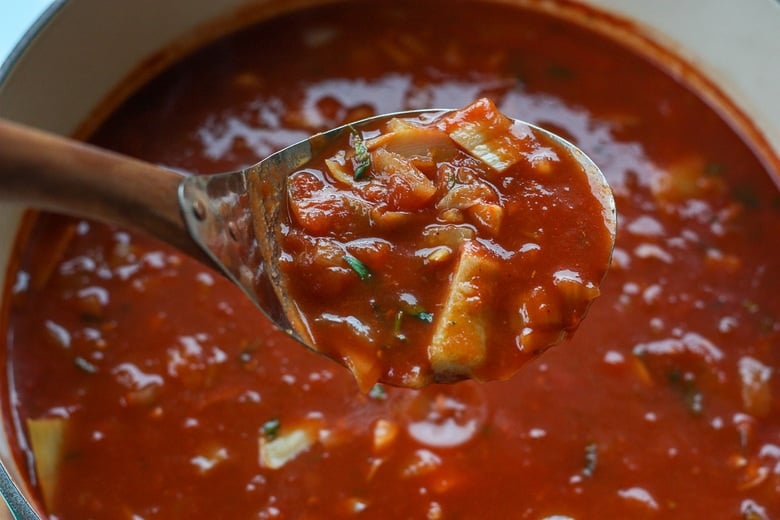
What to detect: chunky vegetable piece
<box><xmin>427</xmin><ymin>240</ymin><xmax>496</xmax><ymax>375</ymax></box>
<box><xmin>258</xmin><ymin>418</ymin><xmax>320</xmax><ymax>470</ymax></box>
<box><xmin>26</xmin><ymin>418</ymin><xmax>67</xmax><ymax>510</ymax></box>
<box><xmin>279</xmin><ymin>98</ymin><xmax>613</xmax><ymax>389</ymax></box>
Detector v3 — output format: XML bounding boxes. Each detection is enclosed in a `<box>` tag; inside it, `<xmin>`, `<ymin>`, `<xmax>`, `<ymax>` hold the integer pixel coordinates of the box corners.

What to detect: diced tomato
<box><xmin>287</xmin><ymin>171</ymin><xmax>369</xmax><ymax>235</ymax></box>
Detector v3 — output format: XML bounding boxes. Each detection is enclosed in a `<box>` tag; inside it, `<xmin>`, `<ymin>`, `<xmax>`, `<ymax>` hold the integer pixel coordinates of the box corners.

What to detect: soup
<box><xmin>4</xmin><ymin>1</ymin><xmax>779</xmax><ymax>518</ymax></box>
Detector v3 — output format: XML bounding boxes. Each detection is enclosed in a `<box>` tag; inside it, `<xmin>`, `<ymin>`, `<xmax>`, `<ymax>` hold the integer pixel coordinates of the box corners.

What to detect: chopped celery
<box><xmin>27</xmin><ymin>417</ymin><xmax>67</xmax><ymax>511</ymax></box>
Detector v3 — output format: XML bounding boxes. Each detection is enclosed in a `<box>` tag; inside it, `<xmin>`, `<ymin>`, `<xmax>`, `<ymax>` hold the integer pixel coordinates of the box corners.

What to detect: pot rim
<box><xmin>0</xmin><ymin>1</ymin><xmax>67</xmax><ymax>88</ymax></box>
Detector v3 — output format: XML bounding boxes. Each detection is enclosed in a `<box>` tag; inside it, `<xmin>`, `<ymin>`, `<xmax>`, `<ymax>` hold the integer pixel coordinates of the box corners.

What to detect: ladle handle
<box><xmin>0</xmin><ymin>118</ymin><xmax>211</xmax><ymax>265</ymax></box>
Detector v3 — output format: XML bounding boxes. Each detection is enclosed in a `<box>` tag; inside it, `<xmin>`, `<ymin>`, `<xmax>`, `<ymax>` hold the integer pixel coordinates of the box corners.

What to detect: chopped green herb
<box><xmin>392</xmin><ymin>305</ymin><xmax>433</xmax><ymax>340</ymax></box>
<box><xmin>368</xmin><ymin>384</ymin><xmax>388</xmax><ymax>400</ymax></box>
<box><xmin>399</xmin><ymin>298</ymin><xmax>434</xmax><ymax>324</ymax></box>
<box><xmin>74</xmin><ymin>356</ymin><xmax>98</xmax><ymax>374</ymax></box>
<box><xmin>582</xmin><ymin>441</ymin><xmax>598</xmax><ymax>477</ymax></box>
<box><xmin>344</xmin><ymin>254</ymin><xmax>371</xmax><ymax>280</ymax></box>
<box><xmin>349</xmin><ymin>126</ymin><xmax>371</xmax><ymax>180</ymax></box>
<box><xmin>415</xmin><ymin>311</ymin><xmax>434</xmax><ymax>323</ymax></box>
<box><xmin>262</xmin><ymin>418</ymin><xmax>281</xmax><ymax>440</ymax></box>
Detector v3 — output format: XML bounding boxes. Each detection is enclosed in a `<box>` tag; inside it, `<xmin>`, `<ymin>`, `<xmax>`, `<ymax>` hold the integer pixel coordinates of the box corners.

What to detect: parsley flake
<box><xmin>262</xmin><ymin>418</ymin><xmax>281</xmax><ymax>440</ymax></box>
<box><xmin>349</xmin><ymin>126</ymin><xmax>371</xmax><ymax>180</ymax></box>
<box><xmin>344</xmin><ymin>254</ymin><xmax>371</xmax><ymax>280</ymax></box>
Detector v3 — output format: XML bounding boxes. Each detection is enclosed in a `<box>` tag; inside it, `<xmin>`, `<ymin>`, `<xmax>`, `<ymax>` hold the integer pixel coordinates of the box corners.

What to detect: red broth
<box><xmin>4</xmin><ymin>1</ymin><xmax>780</xmax><ymax>518</ymax></box>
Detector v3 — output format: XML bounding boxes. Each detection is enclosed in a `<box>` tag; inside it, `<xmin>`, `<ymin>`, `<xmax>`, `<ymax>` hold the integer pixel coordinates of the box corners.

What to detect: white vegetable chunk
<box><xmin>366</xmin><ymin>118</ymin><xmax>454</xmax><ymax>159</ymax></box>
<box><xmin>27</xmin><ymin>417</ymin><xmax>67</xmax><ymax>510</ymax></box>
<box><xmin>444</xmin><ymin>98</ymin><xmax>529</xmax><ymax>173</ymax></box>
<box><xmin>428</xmin><ymin>241</ymin><xmax>497</xmax><ymax>378</ymax></box>
<box><xmin>259</xmin><ymin>427</ymin><xmax>318</xmax><ymax>470</ymax></box>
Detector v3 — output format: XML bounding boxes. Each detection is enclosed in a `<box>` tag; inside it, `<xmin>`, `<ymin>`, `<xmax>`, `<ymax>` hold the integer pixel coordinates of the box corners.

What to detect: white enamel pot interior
<box><xmin>0</xmin><ymin>0</ymin><xmax>778</xmax><ymax>517</ymax></box>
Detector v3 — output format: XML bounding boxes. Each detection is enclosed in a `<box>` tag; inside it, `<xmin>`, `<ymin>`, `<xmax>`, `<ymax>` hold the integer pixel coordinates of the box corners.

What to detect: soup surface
<box><xmin>4</xmin><ymin>1</ymin><xmax>780</xmax><ymax>518</ymax></box>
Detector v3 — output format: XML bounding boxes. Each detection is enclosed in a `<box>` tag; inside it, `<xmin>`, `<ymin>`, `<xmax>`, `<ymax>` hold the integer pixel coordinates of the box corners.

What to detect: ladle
<box><xmin>0</xmin><ymin>110</ymin><xmax>616</xmax><ymax>383</ymax></box>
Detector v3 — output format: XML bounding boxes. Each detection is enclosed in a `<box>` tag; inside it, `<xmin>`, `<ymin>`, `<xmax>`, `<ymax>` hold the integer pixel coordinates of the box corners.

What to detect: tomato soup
<box><xmin>3</xmin><ymin>1</ymin><xmax>780</xmax><ymax>518</ymax></box>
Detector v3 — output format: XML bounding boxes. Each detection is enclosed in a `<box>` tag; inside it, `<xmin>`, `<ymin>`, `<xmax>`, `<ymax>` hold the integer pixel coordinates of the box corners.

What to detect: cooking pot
<box><xmin>0</xmin><ymin>0</ymin><xmax>778</xmax><ymax>517</ymax></box>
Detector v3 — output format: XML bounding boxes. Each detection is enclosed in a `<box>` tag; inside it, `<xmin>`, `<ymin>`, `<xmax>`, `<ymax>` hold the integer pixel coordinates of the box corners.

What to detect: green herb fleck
<box><xmin>414</xmin><ymin>311</ymin><xmax>434</xmax><ymax>323</ymax></box>
<box><xmin>350</xmin><ymin>126</ymin><xmax>371</xmax><ymax>180</ymax></box>
<box><xmin>582</xmin><ymin>441</ymin><xmax>598</xmax><ymax>477</ymax></box>
<box><xmin>262</xmin><ymin>418</ymin><xmax>281</xmax><ymax>440</ymax></box>
<box><xmin>399</xmin><ymin>298</ymin><xmax>433</xmax><ymax>324</ymax></box>
<box><xmin>369</xmin><ymin>384</ymin><xmax>388</xmax><ymax>400</ymax></box>
<box><xmin>344</xmin><ymin>254</ymin><xmax>371</xmax><ymax>280</ymax></box>
<box><xmin>74</xmin><ymin>356</ymin><xmax>98</xmax><ymax>374</ymax></box>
